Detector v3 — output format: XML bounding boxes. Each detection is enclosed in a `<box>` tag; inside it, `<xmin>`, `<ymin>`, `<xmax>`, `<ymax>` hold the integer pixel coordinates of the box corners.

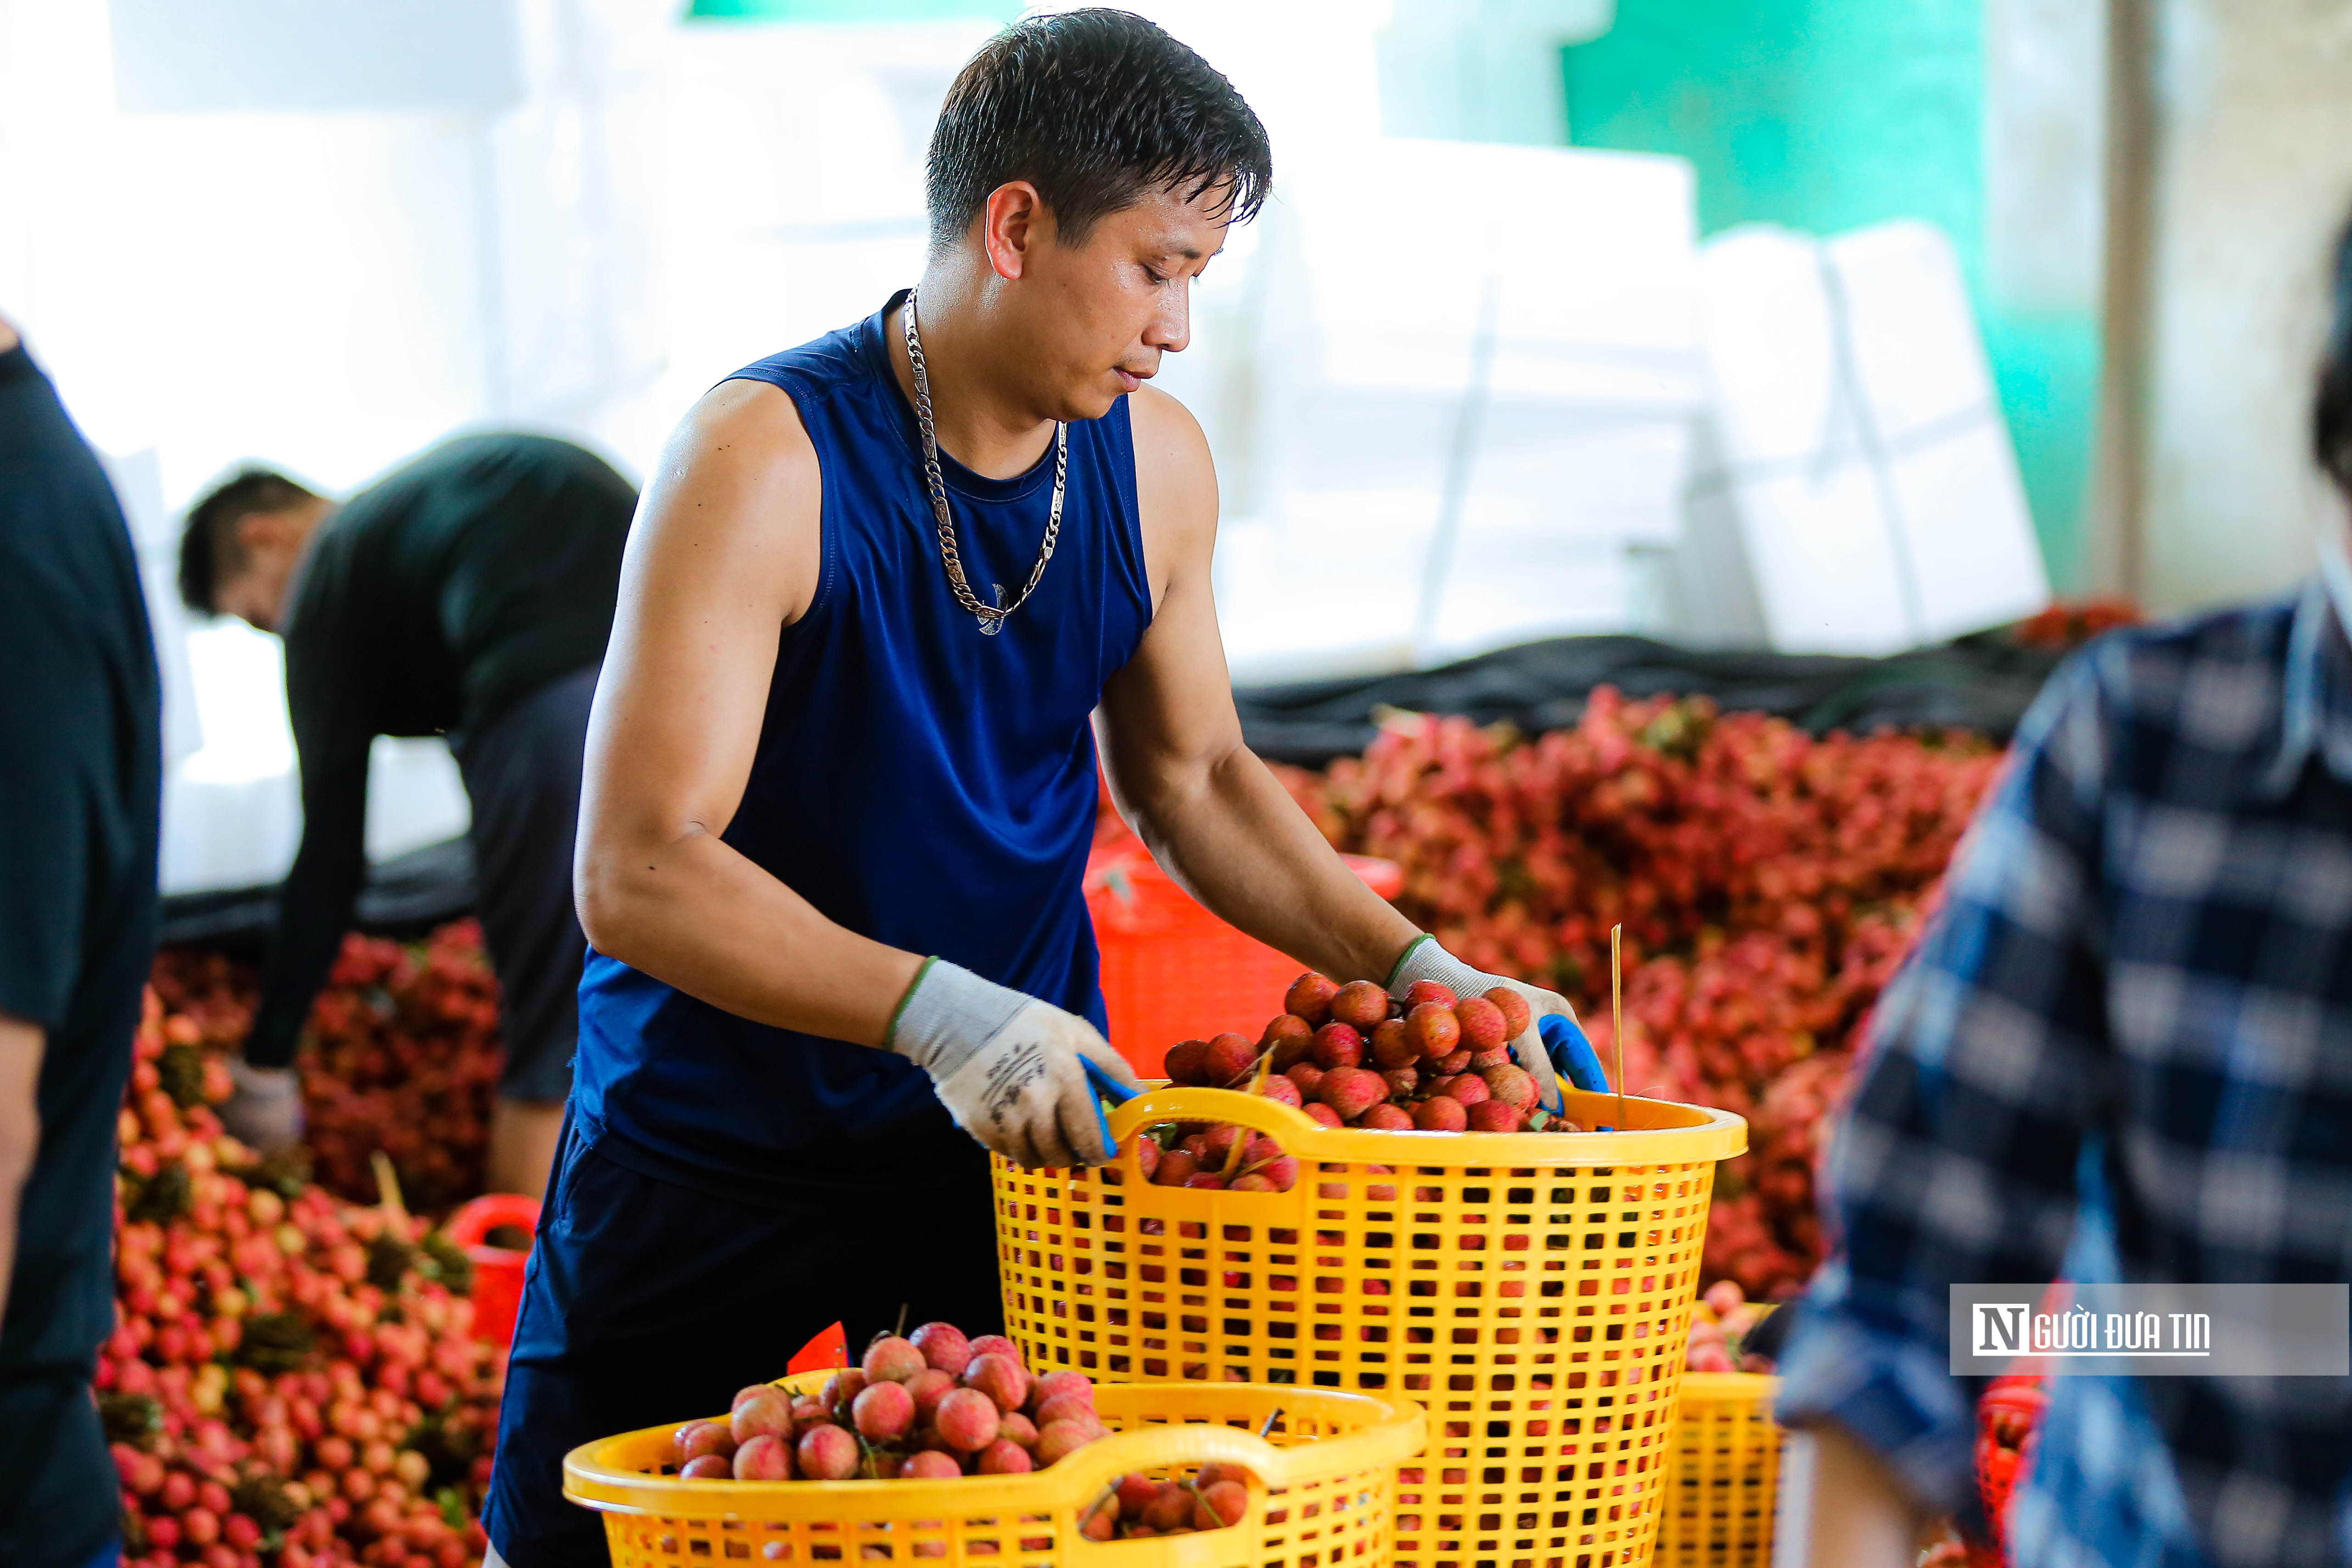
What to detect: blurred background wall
<box><xmin>2</xmin><ymin>0</ymin><xmax>2348</xmax><ymax>893</ymax></box>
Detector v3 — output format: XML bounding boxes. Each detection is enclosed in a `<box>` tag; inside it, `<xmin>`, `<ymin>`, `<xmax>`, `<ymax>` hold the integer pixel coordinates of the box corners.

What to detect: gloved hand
<box><xmin>888</xmin><ymin>959</ymin><xmax>1142</xmax><ymax>1169</ymax></box>
<box><xmin>1387</xmin><ymin>936</ymin><xmax>1572</xmax><ymax>1116</ymax></box>
<box><xmin>220</xmin><ymin>1057</ymin><xmax>306</xmax><ymax>1153</ymax></box>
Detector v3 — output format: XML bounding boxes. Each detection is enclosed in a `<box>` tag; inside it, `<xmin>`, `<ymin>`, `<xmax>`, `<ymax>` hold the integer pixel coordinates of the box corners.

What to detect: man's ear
<box><xmin>235</xmin><ymin>510</ymin><xmax>290</xmax><ymax>557</ymax></box>
<box><xmin>981</xmin><ymin>181</ymin><xmax>1050</xmax><ymax>282</ymax></box>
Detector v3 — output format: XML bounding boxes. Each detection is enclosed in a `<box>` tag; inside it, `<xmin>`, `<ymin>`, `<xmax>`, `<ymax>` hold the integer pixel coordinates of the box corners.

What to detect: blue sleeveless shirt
<box><xmin>573</xmin><ymin>293</ymin><xmax>1154</xmax><ymax>1198</ymax></box>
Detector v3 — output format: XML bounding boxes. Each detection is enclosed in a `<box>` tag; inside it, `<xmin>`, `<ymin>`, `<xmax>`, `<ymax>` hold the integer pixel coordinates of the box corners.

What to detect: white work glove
<box><xmin>1387</xmin><ymin>936</ymin><xmax>1570</xmax><ymax>1116</ymax></box>
<box><xmin>887</xmin><ymin>959</ymin><xmax>1141</xmax><ymax>1169</ymax></box>
<box><xmin>219</xmin><ymin>1058</ymin><xmax>306</xmax><ymax>1153</ymax></box>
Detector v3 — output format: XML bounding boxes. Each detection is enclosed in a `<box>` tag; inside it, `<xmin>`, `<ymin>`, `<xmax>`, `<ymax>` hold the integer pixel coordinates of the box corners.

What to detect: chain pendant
<box><xmin>905</xmin><ymin>289</ymin><xmax>1066</xmax><ymax>631</ymax></box>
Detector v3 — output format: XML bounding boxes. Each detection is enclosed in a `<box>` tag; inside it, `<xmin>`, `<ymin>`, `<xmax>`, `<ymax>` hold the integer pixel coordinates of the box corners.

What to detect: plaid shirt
<box><xmin>1774</xmin><ymin>579</ymin><xmax>2352</xmax><ymax>1568</ymax></box>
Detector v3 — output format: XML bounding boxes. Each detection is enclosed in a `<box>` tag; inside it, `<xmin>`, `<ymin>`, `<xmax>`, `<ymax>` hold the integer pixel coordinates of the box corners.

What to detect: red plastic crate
<box><xmin>1084</xmin><ymin>844</ymin><xmax>1403</xmax><ymax>1077</ymax></box>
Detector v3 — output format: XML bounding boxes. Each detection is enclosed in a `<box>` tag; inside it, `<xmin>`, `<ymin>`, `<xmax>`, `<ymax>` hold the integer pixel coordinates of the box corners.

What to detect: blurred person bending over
<box><xmin>483</xmin><ymin>11</ymin><xmax>1581</xmax><ymax>1563</ymax></box>
<box><xmin>1778</xmin><ymin>213</ymin><xmax>2352</xmax><ymax>1568</ymax></box>
<box><xmin>0</xmin><ymin>311</ymin><xmax>163</xmax><ymax>1568</ymax></box>
<box><xmin>177</xmin><ymin>434</ymin><xmax>636</xmax><ymax>1198</ymax></box>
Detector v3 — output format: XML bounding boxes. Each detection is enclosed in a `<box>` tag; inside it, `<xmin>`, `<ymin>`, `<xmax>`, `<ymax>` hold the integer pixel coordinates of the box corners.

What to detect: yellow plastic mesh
<box><xmin>1651</xmin><ymin>1374</ymin><xmax>1782</xmax><ymax>1568</ymax></box>
<box><xmin>565</xmin><ymin>1373</ymin><xmax>1424</xmax><ymax>1568</ymax></box>
<box><xmin>993</xmin><ymin>1087</ymin><xmax>1746</xmax><ymax>1568</ymax></box>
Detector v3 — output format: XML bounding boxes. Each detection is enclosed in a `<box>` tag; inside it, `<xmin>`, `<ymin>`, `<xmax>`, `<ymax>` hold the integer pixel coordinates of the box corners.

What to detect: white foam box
<box><xmin>1692</xmin><ymin>220</ymin><xmax>2049</xmax><ymax>654</ymax></box>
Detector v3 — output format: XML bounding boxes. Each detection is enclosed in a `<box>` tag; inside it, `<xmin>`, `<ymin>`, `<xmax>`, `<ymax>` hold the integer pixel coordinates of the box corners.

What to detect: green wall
<box><xmin>1563</xmin><ymin>0</ymin><xmax>2096</xmax><ymax>589</ymax></box>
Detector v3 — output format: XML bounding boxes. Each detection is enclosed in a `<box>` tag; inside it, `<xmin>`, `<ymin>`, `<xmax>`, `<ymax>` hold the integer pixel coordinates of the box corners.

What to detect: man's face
<box><xmin>212</xmin><ymin>508</ymin><xmax>315</xmax><ymax>632</ymax></box>
<box><xmin>1010</xmin><ymin>183</ymin><xmax>1232</xmax><ymax>421</ymax></box>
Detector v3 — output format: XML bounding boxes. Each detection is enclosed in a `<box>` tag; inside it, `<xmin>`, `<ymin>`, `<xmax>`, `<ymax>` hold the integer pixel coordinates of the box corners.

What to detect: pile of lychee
<box><xmin>666</xmin><ymin>1323</ymin><xmax>1257</xmax><ymax>1537</ymax></box>
<box><xmin>1154</xmin><ymin>971</ymin><xmax>1581</xmax><ymax>1145</ymax></box>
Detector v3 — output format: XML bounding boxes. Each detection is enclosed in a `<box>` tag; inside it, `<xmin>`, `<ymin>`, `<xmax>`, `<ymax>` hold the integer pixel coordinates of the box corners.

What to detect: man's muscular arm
<box><xmin>1095</xmin><ymin>387</ymin><xmax>1420</xmax><ymax>986</ymax></box>
<box><xmin>574</xmin><ymin>381</ymin><xmax>924</xmax><ymax>1046</ymax></box>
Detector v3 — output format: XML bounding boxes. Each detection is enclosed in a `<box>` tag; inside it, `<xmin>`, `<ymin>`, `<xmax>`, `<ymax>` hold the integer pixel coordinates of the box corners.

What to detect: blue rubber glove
<box><xmin>1539</xmin><ymin>1013</ymin><xmax>1613</xmax><ymax>1095</ymax></box>
<box><xmin>1386</xmin><ymin>936</ymin><xmax>1575</xmax><ymax>1116</ymax></box>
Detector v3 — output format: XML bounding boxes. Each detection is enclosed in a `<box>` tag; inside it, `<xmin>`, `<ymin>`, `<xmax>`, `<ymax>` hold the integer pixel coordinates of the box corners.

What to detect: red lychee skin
<box><xmin>732</xmin><ymin>1388</ymin><xmax>794</xmax><ymax>1445</ymax></box>
<box><xmin>1262</xmin><ymin>1014</ymin><xmax>1316</xmax><ymax>1069</ymax></box>
<box><xmin>863</xmin><ymin>1336</ymin><xmax>927</xmax><ymax>1384</ymax></box>
<box><xmin>1034</xmin><ymin>1371</ymin><xmax>1094</xmax><ymax>1411</ymax></box>
<box><xmin>1303</xmin><ymin>1102</ymin><xmax>1343</xmax><ymax>1128</ymax></box>
<box><xmin>1285</xmin><ymin>1062</ymin><xmax>1325</xmax><ymax>1100</ymax></box>
<box><xmin>1432</xmin><ymin>1049</ymin><xmax>1474</xmax><ymax>1075</ymax></box>
<box><xmin>1143</xmin><ymin>1484</ymin><xmax>1194</xmax><ymax>1531</ymax></box>
<box><xmin>1405</xmin><ymin>1003</ymin><xmax>1462</xmax><ymax>1059</ymax></box>
<box><xmin>1311</xmin><ymin>1023</ymin><xmax>1364</xmax><ymax>1070</ymax></box>
<box><xmin>906</xmin><ymin>1368</ymin><xmax>957</xmax><ymax>1424</ymax></box>
<box><xmin>853</xmin><ymin>1379</ymin><xmax>916</xmax><ymax>1441</ymax></box>
<box><xmin>1404</xmin><ymin>980</ymin><xmax>1458</xmax><ymax>1008</ymax></box>
<box><xmin>1440</xmin><ymin>1072</ymin><xmax>1491</xmax><ymax>1106</ymax></box>
<box><xmin>681</xmin><ymin>1453</ymin><xmax>733</xmax><ymax>1479</ymax></box>
<box><xmin>1481</xmin><ymin>1064</ymin><xmax>1538</xmax><ymax>1113</ymax></box>
<box><xmin>1194</xmin><ymin>1479</ymin><xmax>1250</xmax><ymax>1529</ymax></box>
<box><xmin>1133</xmin><ymin>1137</ymin><xmax>1161</xmax><ymax>1180</ymax></box>
<box><xmin>1163</xmin><ymin>1040</ymin><xmax>1210</xmax><ymax>1086</ymax></box>
<box><xmin>1153</xmin><ymin>1149</ymin><xmax>1200</xmax><ymax>1186</ymax></box>
<box><xmin>1413</xmin><ymin>1097</ymin><xmax>1469</xmax><ymax>1132</ymax></box>
<box><xmin>978</xmin><ymin>1439</ymin><xmax>1034</xmax><ymax>1474</ymax></box>
<box><xmin>1035</xmin><ymin>1419</ymin><xmax>1101</xmax><ymax>1466</ymax></box>
<box><xmin>1206</xmin><ymin>1032</ymin><xmax>1261</xmax><ymax>1084</ymax></box>
<box><xmin>797</xmin><ymin>1424</ymin><xmax>860</xmax><ymax>1480</ymax></box>
<box><xmin>734</xmin><ymin>1433</ymin><xmax>794</xmax><ymax>1481</ymax></box>
<box><xmin>677</xmin><ymin>1421</ymin><xmax>737</xmax><ymax>1463</ymax></box>
<box><xmin>790</xmin><ymin>1397</ymin><xmax>829</xmax><ymax>1433</ymax></box>
<box><xmin>963</xmin><ymin>1353</ymin><xmax>1028</xmax><ymax>1413</ymax></box>
<box><xmin>1369</xmin><ymin>1020</ymin><xmax>1418</xmax><ymax>1070</ymax></box>
<box><xmin>1466</xmin><ymin>1099</ymin><xmax>1524</xmax><ymax>1133</ymax></box>
<box><xmin>1484</xmin><ymin>988</ymin><xmax>1533</xmax><ymax>1039</ymax></box>
<box><xmin>901</xmin><ymin>1450</ymin><xmax>962</xmax><ymax>1480</ymax></box>
<box><xmin>999</xmin><ymin>1410</ymin><xmax>1040</xmax><ymax>1449</ymax></box>
<box><xmin>1381</xmin><ymin>1066</ymin><xmax>1420</xmax><ymax>1099</ymax></box>
<box><xmin>733</xmin><ymin>1384</ymin><xmax>777</xmax><ymax>1413</ymax></box>
<box><xmin>910</xmin><ymin>1321</ymin><xmax>973</xmax><ymax>1376</ymax></box>
<box><xmin>1034</xmin><ymin>1392</ymin><xmax>1094</xmax><ymax>1428</ymax></box>
<box><xmin>1468</xmin><ymin>1047</ymin><xmax>1514</xmax><ymax>1072</ymax></box>
<box><xmin>1198</xmin><ymin>1124</ymin><xmax>1243</xmax><ymax>1166</ymax></box>
<box><xmin>1329</xmin><ymin>981</ymin><xmax>1390</xmax><ymax>1030</ymax></box>
<box><xmin>1184</xmin><ymin>1172</ymin><xmax>1227</xmax><ymax>1189</ymax></box>
<box><xmin>968</xmin><ymin>1334</ymin><xmax>1024</xmax><ymax>1365</ymax></box>
<box><xmin>1230</xmin><ymin>1172</ymin><xmax>1277</xmax><ymax>1191</ymax></box>
<box><xmin>1082</xmin><ymin>1507</ymin><xmax>1118</xmax><ymax>1542</ymax></box>
<box><xmin>823</xmin><ymin>1368</ymin><xmax>867</xmax><ymax>1413</ymax></box>
<box><xmin>1116</xmin><ymin>1474</ymin><xmax>1161</xmax><ymax>1516</ymax></box>
<box><xmin>935</xmin><ymin>1388</ymin><xmax>1001</xmax><ymax>1452</ymax></box>
<box><xmin>1246</xmin><ymin>1153</ymin><xmax>1300</xmax><ymax>1190</ymax></box>
<box><xmin>1315</xmin><ymin>1066</ymin><xmax>1387</xmax><ymax>1121</ymax></box>
<box><xmin>1359</xmin><ymin>1103</ymin><xmax>1415</xmax><ymax>1131</ymax></box>
<box><xmin>1284</xmin><ymin>973</ymin><xmax>1341</xmax><ymax>1027</ymax></box>
<box><xmin>1256</xmin><ymin>1073</ymin><xmax>1303</xmax><ymax>1108</ymax></box>
<box><xmin>1453</xmin><ymin>997</ymin><xmax>1508</xmax><ymax>1052</ymax></box>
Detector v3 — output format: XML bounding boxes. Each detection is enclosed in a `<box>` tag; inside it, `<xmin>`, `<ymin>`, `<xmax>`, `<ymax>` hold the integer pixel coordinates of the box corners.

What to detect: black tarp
<box><xmin>159</xmin><ymin>629</ymin><xmax>2069</xmax><ymax>946</ymax></box>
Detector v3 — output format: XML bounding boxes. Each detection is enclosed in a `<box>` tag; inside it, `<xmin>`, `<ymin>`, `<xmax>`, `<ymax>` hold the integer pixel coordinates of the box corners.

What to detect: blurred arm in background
<box><xmin>0</xmin><ymin>1016</ymin><xmax>39</xmax><ymax>1320</ymax></box>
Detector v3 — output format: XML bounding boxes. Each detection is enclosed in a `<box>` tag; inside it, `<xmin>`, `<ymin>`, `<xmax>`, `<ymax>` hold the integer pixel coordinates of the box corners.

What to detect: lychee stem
<box><xmin>1257</xmin><ymin>1407</ymin><xmax>1285</xmax><ymax>1438</ymax></box>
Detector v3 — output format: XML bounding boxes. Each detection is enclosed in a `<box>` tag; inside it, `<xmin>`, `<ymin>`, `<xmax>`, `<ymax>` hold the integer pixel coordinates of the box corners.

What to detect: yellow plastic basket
<box><xmin>564</xmin><ymin>1369</ymin><xmax>1426</xmax><ymax>1568</ymax></box>
<box><xmin>992</xmin><ymin>1085</ymin><xmax>1747</xmax><ymax>1568</ymax></box>
<box><xmin>1651</xmin><ymin>1374</ymin><xmax>1782</xmax><ymax>1568</ymax></box>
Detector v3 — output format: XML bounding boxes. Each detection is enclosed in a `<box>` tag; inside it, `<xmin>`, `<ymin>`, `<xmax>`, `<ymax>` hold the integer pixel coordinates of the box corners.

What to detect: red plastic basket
<box><xmin>1085</xmin><ymin>846</ymin><xmax>1403</xmax><ymax>1077</ymax></box>
<box><xmin>445</xmin><ymin>1193</ymin><xmax>541</xmax><ymax>1349</ymax></box>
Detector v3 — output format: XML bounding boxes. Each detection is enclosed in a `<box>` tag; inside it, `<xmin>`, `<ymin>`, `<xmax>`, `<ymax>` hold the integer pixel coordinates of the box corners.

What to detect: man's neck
<box><xmin>885</xmin><ymin>272</ymin><xmax>1057</xmax><ymax>481</ymax></box>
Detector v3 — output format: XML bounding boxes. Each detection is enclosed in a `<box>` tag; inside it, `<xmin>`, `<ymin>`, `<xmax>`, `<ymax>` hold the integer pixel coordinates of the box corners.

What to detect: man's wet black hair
<box><xmin>178</xmin><ymin>468</ymin><xmax>320</xmax><ymax>615</ymax></box>
<box><xmin>2317</xmin><ymin>209</ymin><xmax>2352</xmax><ymax>500</ymax></box>
<box><xmin>925</xmin><ymin>8</ymin><xmax>1271</xmax><ymax>255</ymax></box>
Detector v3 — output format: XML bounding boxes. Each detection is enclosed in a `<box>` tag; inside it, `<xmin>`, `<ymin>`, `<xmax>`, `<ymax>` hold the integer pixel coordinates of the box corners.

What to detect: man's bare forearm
<box><xmin>0</xmin><ymin>1016</ymin><xmax>45</xmax><ymax>1328</ymax></box>
<box><xmin>577</xmin><ymin>824</ymin><xmax>923</xmax><ymax>1048</ymax></box>
<box><xmin>1799</xmin><ymin>1421</ymin><xmax>1932</xmax><ymax>1568</ymax></box>
<box><xmin>1113</xmin><ymin>743</ymin><xmax>1419</xmax><ymax>985</ymax></box>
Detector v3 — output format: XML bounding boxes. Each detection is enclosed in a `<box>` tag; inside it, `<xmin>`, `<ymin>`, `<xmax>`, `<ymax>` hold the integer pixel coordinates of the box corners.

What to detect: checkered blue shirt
<box><xmin>1772</xmin><ymin>580</ymin><xmax>2352</xmax><ymax>1568</ymax></box>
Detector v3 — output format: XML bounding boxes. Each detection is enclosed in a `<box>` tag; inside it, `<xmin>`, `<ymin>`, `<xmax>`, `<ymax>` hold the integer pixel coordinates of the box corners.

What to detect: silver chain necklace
<box><xmin>903</xmin><ymin>288</ymin><xmax>1065</xmax><ymax>631</ymax></box>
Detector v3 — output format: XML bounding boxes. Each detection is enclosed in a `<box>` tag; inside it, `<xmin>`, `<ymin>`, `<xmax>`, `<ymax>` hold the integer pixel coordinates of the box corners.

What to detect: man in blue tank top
<box><xmin>486</xmin><ymin>12</ymin><xmax>1579</xmax><ymax>1562</ymax></box>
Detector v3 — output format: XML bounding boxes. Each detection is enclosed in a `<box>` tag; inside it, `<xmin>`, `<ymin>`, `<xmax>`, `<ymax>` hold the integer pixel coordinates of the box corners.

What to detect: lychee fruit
<box><xmin>906</xmin><ymin>1368</ymin><xmax>957</xmax><ymax>1424</ymax></box>
<box><xmin>978</xmin><ymin>1439</ymin><xmax>1033</xmax><ymax>1474</ymax></box>
<box><xmin>731</xmin><ymin>1388</ymin><xmax>793</xmax><ymax>1445</ymax></box>
<box><xmin>1481</xmin><ymin>1064</ymin><xmax>1538</xmax><ymax>1113</ymax></box>
<box><xmin>1035</xmin><ymin>1419</ymin><xmax>1101</xmax><ymax>1466</ymax></box>
<box><xmin>1469</xmin><ymin>1047</ymin><xmax>1513</xmax><ymax>1072</ymax></box>
<box><xmin>1303</xmin><ymin>1103</ymin><xmax>1343</xmax><ymax>1128</ymax></box>
<box><xmin>1153</xmin><ymin>1149</ymin><xmax>1200</xmax><ymax>1186</ymax></box>
<box><xmin>1413</xmin><ymin>1097</ymin><xmax>1468</xmax><ymax>1133</ymax></box>
<box><xmin>910</xmin><ymin>1321</ymin><xmax>973</xmax><ymax>1376</ymax></box>
<box><xmin>1163</xmin><ymin>1040</ymin><xmax>1210</xmax><ymax>1086</ymax></box>
<box><xmin>1404</xmin><ymin>1003</ymin><xmax>1461</xmax><ymax>1059</ymax></box>
<box><xmin>1203</xmin><ymin>1032</ymin><xmax>1258</xmax><ymax>1085</ymax></box>
<box><xmin>901</xmin><ymin>1450</ymin><xmax>961</xmax><ymax>1480</ymax></box>
<box><xmin>1440</xmin><ymin>1073</ymin><xmax>1490</xmax><ymax>1106</ymax></box>
<box><xmin>1453</xmin><ymin>997</ymin><xmax>1508</xmax><ymax>1052</ymax></box>
<box><xmin>853</xmin><ymin>1380</ymin><xmax>916</xmax><ymax>1442</ymax></box>
<box><xmin>1380</xmin><ymin>1066</ymin><xmax>1419</xmax><ymax>1099</ymax></box>
<box><xmin>1256</xmin><ymin>1073</ymin><xmax>1302</xmax><ymax>1108</ymax></box>
<box><xmin>1311</xmin><ymin>1023</ymin><xmax>1363</xmax><ymax>1070</ymax></box>
<box><xmin>1284</xmin><ymin>973</ymin><xmax>1340</xmax><ymax>1026</ymax></box>
<box><xmin>1404</xmin><ymin>980</ymin><xmax>1457</xmax><ymax>1008</ymax></box>
<box><xmin>1466</xmin><ymin>1099</ymin><xmax>1523</xmax><ymax>1132</ymax></box>
<box><xmin>1484</xmin><ymin>988</ymin><xmax>1533</xmax><ymax>1038</ymax></box>
<box><xmin>796</xmin><ymin>1424</ymin><xmax>860</xmax><ymax>1480</ymax></box>
<box><xmin>1359</xmin><ymin>1103</ymin><xmax>1414</xmax><ymax>1131</ymax></box>
<box><xmin>1193</xmin><ymin>1479</ymin><xmax>1249</xmax><ymax>1529</ymax></box>
<box><xmin>733</xmin><ymin>1433</ymin><xmax>794</xmax><ymax>1481</ymax></box>
<box><xmin>1329</xmin><ymin>981</ymin><xmax>1389</xmax><ymax>1030</ymax></box>
<box><xmin>934</xmin><ymin>1388</ymin><xmax>1001</xmax><ymax>1452</ymax></box>
<box><xmin>1315</xmin><ymin>1066</ymin><xmax>1386</xmax><ymax>1122</ymax></box>
<box><xmin>680</xmin><ymin>1453</ymin><xmax>732</xmax><ymax>1479</ymax></box>
<box><xmin>1369</xmin><ymin>1020</ymin><xmax>1418</xmax><ymax>1070</ymax></box>
<box><xmin>1433</xmin><ymin>1049</ymin><xmax>1473</xmax><ymax>1075</ymax></box>
<box><xmin>1285</xmin><ymin>1063</ymin><xmax>1324</xmax><ymax>1100</ymax></box>
<box><xmin>863</xmin><ymin>1336</ymin><xmax>927</xmax><ymax>1384</ymax></box>
<box><xmin>963</xmin><ymin>1353</ymin><xmax>1027</xmax><ymax>1413</ymax></box>
<box><xmin>1262</xmin><ymin>1014</ymin><xmax>1316</xmax><ymax>1069</ymax></box>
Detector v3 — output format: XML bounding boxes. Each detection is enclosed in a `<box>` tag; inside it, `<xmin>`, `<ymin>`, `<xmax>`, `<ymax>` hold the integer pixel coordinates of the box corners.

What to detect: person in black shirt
<box><xmin>0</xmin><ymin>311</ymin><xmax>164</xmax><ymax>1568</ymax></box>
<box><xmin>177</xmin><ymin>434</ymin><xmax>635</xmax><ymax>1197</ymax></box>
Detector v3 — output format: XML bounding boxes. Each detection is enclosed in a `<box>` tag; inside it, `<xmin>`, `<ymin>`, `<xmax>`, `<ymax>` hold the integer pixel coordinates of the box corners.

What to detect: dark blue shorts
<box><xmin>482</xmin><ymin>1110</ymin><xmax>1006</xmax><ymax>1567</ymax></box>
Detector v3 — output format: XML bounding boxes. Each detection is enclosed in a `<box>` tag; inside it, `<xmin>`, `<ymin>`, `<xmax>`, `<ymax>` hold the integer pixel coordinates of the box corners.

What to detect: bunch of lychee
<box><xmin>1158</xmin><ymin>972</ymin><xmax>1577</xmax><ymax>1137</ymax></box>
<box><xmin>670</xmin><ymin>1324</ymin><xmax>1115</xmax><ymax>1483</ymax></box>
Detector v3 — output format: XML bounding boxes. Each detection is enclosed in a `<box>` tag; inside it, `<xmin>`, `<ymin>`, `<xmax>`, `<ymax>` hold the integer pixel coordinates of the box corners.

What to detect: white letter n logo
<box><xmin>1975</xmin><ymin>1303</ymin><xmax>2028</xmax><ymax>1355</ymax></box>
